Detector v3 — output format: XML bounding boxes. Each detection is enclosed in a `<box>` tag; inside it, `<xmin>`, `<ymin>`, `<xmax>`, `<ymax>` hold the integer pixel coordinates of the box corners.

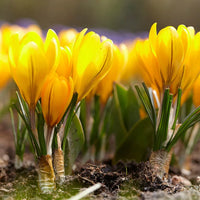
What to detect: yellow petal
<box><xmin>44</xmin><ymin>29</ymin><xmax>60</xmax><ymax>71</ymax></box>
<box><xmin>14</xmin><ymin>42</ymin><xmax>48</xmax><ymax>107</ymax></box>
<box><xmin>56</xmin><ymin>46</ymin><xmax>72</xmax><ymax>78</ymax></box>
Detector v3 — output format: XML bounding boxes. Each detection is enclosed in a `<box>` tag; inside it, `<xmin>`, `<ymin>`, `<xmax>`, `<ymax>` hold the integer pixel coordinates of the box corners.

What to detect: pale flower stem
<box><xmin>15</xmin><ymin>155</ymin><xmax>23</xmax><ymax>169</ymax></box>
<box><xmin>46</xmin><ymin>126</ymin><xmax>54</xmax><ymax>155</ymax></box>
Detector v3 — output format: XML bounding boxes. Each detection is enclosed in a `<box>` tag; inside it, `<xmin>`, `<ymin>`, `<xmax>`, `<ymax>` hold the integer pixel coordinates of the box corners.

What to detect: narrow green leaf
<box><xmin>12</xmin><ymin>102</ymin><xmax>41</xmax><ymax>157</ymax></box>
<box><xmin>166</xmin><ymin>106</ymin><xmax>200</xmax><ymax>151</ymax></box>
<box><xmin>114</xmin><ymin>84</ymin><xmax>128</xmax><ymax>133</ymax></box>
<box><xmin>9</xmin><ymin>107</ymin><xmax>17</xmax><ymax>147</ymax></box>
<box><xmin>142</xmin><ymin>83</ymin><xmax>157</xmax><ymax>127</ymax></box>
<box><xmin>89</xmin><ymin>95</ymin><xmax>101</xmax><ymax>145</ymax></box>
<box><xmin>135</xmin><ymin>85</ymin><xmax>155</xmax><ymax>128</ymax></box>
<box><xmin>62</xmin><ymin>93</ymin><xmax>78</xmax><ymax>152</ymax></box>
<box><xmin>155</xmin><ymin>89</ymin><xmax>172</xmax><ymax>150</ymax></box>
<box><xmin>172</xmin><ymin>88</ymin><xmax>182</xmax><ymax>130</ymax></box>
<box><xmin>64</xmin><ymin>112</ymin><xmax>85</xmax><ymax>174</ymax></box>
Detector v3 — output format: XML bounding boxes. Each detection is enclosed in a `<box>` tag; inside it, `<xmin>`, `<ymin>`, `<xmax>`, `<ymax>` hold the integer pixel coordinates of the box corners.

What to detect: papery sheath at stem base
<box><xmin>38</xmin><ymin>155</ymin><xmax>55</xmax><ymax>193</ymax></box>
<box><xmin>149</xmin><ymin>149</ymin><xmax>172</xmax><ymax>180</ymax></box>
<box><xmin>14</xmin><ymin>155</ymin><xmax>23</xmax><ymax>169</ymax></box>
<box><xmin>53</xmin><ymin>148</ymin><xmax>65</xmax><ymax>183</ymax></box>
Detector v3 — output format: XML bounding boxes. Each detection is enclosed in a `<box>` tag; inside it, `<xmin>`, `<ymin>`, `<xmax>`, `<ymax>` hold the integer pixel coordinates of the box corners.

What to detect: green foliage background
<box><xmin>0</xmin><ymin>0</ymin><xmax>200</xmax><ymax>31</ymax></box>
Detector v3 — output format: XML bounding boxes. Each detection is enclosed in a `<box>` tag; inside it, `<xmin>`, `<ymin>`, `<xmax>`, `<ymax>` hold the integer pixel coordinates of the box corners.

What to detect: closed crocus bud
<box><xmin>41</xmin><ymin>73</ymin><xmax>74</xmax><ymax>128</ymax></box>
<box><xmin>9</xmin><ymin>29</ymin><xmax>60</xmax><ymax>109</ymax></box>
<box><xmin>56</xmin><ymin>47</ymin><xmax>72</xmax><ymax>78</ymax></box>
<box><xmin>72</xmin><ymin>28</ymin><xmax>113</xmax><ymax>102</ymax></box>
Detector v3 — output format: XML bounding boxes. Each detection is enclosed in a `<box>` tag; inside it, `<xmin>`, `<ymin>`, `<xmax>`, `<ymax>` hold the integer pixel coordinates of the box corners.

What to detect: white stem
<box><xmin>68</xmin><ymin>183</ymin><xmax>102</xmax><ymax>200</ymax></box>
<box><xmin>45</xmin><ymin>125</ymin><xmax>54</xmax><ymax>156</ymax></box>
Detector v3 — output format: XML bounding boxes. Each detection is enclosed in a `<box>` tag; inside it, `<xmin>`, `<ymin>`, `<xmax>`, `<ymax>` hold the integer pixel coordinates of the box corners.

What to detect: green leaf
<box><xmin>62</xmin><ymin>93</ymin><xmax>78</xmax><ymax>152</ymax></box>
<box><xmin>155</xmin><ymin>88</ymin><xmax>173</xmax><ymax>150</ymax></box>
<box><xmin>64</xmin><ymin>112</ymin><xmax>85</xmax><ymax>175</ymax></box>
<box><xmin>172</xmin><ymin>88</ymin><xmax>182</xmax><ymax>130</ymax></box>
<box><xmin>89</xmin><ymin>95</ymin><xmax>101</xmax><ymax>145</ymax></box>
<box><xmin>166</xmin><ymin>106</ymin><xmax>200</xmax><ymax>151</ymax></box>
<box><xmin>12</xmin><ymin>92</ymin><xmax>41</xmax><ymax>157</ymax></box>
<box><xmin>124</xmin><ymin>87</ymin><xmax>140</xmax><ymax>130</ymax></box>
<box><xmin>135</xmin><ymin>83</ymin><xmax>156</xmax><ymax>130</ymax></box>
<box><xmin>113</xmin><ymin>84</ymin><xmax>128</xmax><ymax>133</ymax></box>
<box><xmin>114</xmin><ymin>118</ymin><xmax>154</xmax><ymax>163</ymax></box>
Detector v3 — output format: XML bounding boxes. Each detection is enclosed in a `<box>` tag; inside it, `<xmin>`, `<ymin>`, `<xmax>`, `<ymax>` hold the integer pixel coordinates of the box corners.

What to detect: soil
<box><xmin>0</xmin><ymin>116</ymin><xmax>200</xmax><ymax>199</ymax></box>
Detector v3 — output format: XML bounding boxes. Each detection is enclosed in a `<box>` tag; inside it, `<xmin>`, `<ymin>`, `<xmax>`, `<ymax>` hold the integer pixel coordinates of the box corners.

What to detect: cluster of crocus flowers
<box><xmin>6</xmin><ymin>21</ymin><xmax>200</xmax><ymax>194</ymax></box>
<box><xmin>132</xmin><ymin>23</ymin><xmax>200</xmax><ymax>179</ymax></box>
<box><xmin>7</xmin><ymin>24</ymin><xmax>113</xmax><ymax>193</ymax></box>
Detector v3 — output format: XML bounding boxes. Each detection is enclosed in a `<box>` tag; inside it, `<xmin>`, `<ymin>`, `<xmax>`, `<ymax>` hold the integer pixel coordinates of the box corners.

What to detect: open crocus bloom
<box><xmin>9</xmin><ymin>29</ymin><xmax>60</xmax><ymax>109</ymax></box>
<box><xmin>93</xmin><ymin>44</ymin><xmax>128</xmax><ymax>104</ymax></box>
<box><xmin>72</xmin><ymin>28</ymin><xmax>113</xmax><ymax>102</ymax></box>
<box><xmin>134</xmin><ymin>23</ymin><xmax>200</xmax><ymax>103</ymax></box>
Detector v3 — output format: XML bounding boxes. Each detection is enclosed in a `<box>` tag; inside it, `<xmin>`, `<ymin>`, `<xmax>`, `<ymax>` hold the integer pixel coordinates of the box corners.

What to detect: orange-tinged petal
<box><xmin>41</xmin><ymin>73</ymin><xmax>74</xmax><ymax>127</ymax></box>
<box><xmin>193</xmin><ymin>75</ymin><xmax>200</xmax><ymax>107</ymax></box>
<box><xmin>0</xmin><ymin>55</ymin><xmax>10</xmax><ymax>88</ymax></box>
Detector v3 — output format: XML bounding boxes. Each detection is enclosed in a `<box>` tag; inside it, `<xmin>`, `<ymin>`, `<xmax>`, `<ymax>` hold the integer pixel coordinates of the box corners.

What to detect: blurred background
<box><xmin>0</xmin><ymin>0</ymin><xmax>200</xmax><ymax>33</ymax></box>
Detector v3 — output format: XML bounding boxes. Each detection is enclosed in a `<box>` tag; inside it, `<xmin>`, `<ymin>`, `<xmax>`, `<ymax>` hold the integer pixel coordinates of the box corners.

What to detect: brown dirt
<box><xmin>0</xmin><ymin>116</ymin><xmax>200</xmax><ymax>199</ymax></box>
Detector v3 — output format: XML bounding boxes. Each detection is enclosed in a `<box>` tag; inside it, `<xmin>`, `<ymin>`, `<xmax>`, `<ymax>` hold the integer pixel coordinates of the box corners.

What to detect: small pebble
<box><xmin>2</xmin><ymin>154</ymin><xmax>9</xmax><ymax>162</ymax></box>
<box><xmin>172</xmin><ymin>175</ymin><xmax>191</xmax><ymax>186</ymax></box>
<box><xmin>196</xmin><ymin>176</ymin><xmax>200</xmax><ymax>184</ymax></box>
<box><xmin>181</xmin><ymin>168</ymin><xmax>191</xmax><ymax>176</ymax></box>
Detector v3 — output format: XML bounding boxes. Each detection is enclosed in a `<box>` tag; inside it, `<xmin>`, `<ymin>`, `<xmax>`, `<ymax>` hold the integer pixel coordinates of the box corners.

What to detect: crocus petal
<box><xmin>44</xmin><ymin>29</ymin><xmax>60</xmax><ymax>71</ymax></box>
<box><xmin>56</xmin><ymin>46</ymin><xmax>72</xmax><ymax>78</ymax></box>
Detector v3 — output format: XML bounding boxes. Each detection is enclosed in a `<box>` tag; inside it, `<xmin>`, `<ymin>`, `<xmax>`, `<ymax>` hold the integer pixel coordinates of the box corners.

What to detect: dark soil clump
<box><xmin>75</xmin><ymin>162</ymin><xmax>128</xmax><ymax>195</ymax></box>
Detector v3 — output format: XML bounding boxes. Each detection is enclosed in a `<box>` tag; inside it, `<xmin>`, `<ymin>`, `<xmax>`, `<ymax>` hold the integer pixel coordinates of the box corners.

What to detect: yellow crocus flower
<box><xmin>59</xmin><ymin>28</ymin><xmax>78</xmax><ymax>50</ymax></box>
<box><xmin>149</xmin><ymin>23</ymin><xmax>191</xmax><ymax>96</ymax></box>
<box><xmin>41</xmin><ymin>73</ymin><xmax>74</xmax><ymax>127</ymax></box>
<box><xmin>72</xmin><ymin>29</ymin><xmax>113</xmax><ymax>102</ymax></box>
<box><xmin>134</xmin><ymin>23</ymin><xmax>197</xmax><ymax>101</ymax></box>
<box><xmin>93</xmin><ymin>44</ymin><xmax>127</xmax><ymax>104</ymax></box>
<box><xmin>9</xmin><ymin>29</ymin><xmax>60</xmax><ymax>110</ymax></box>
